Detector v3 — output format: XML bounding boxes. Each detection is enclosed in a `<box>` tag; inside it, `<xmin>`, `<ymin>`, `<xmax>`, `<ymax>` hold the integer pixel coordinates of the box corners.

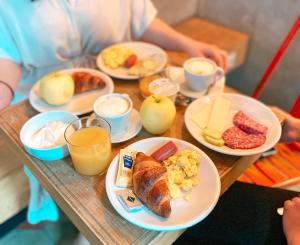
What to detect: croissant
<box><xmin>72</xmin><ymin>72</ymin><xmax>105</xmax><ymax>94</ymax></box>
<box><xmin>132</xmin><ymin>152</ymin><xmax>171</xmax><ymax>218</ymax></box>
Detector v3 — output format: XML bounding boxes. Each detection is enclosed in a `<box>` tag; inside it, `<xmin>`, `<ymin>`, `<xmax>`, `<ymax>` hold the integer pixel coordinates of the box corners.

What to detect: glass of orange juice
<box><xmin>64</xmin><ymin>117</ymin><xmax>112</xmax><ymax>176</ymax></box>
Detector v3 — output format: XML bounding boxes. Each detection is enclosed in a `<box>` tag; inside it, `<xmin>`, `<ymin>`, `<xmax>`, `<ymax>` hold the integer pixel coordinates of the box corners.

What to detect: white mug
<box><xmin>183</xmin><ymin>57</ymin><xmax>224</xmax><ymax>92</ymax></box>
<box><xmin>93</xmin><ymin>93</ymin><xmax>133</xmax><ymax>135</ymax></box>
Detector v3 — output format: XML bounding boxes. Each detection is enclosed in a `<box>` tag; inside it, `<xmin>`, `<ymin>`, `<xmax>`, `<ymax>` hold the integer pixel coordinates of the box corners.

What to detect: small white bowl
<box><xmin>20</xmin><ymin>111</ymin><xmax>79</xmax><ymax>161</ymax></box>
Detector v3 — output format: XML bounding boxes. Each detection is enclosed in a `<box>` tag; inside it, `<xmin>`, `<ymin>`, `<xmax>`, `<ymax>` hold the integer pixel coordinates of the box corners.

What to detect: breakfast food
<box><xmin>101</xmin><ymin>46</ymin><xmax>134</xmax><ymax>69</ymax></box>
<box><xmin>115</xmin><ymin>149</ymin><xmax>136</xmax><ymax>188</ymax></box>
<box><xmin>116</xmin><ymin>189</ymin><xmax>143</xmax><ymax>212</ymax></box>
<box><xmin>71</xmin><ymin>72</ymin><xmax>105</xmax><ymax>94</ymax></box>
<box><xmin>164</xmin><ymin>150</ymin><xmax>201</xmax><ymax>200</ymax></box>
<box><xmin>150</xmin><ymin>141</ymin><xmax>178</xmax><ymax>162</ymax></box>
<box><xmin>101</xmin><ymin>45</ymin><xmax>158</xmax><ymax>76</ymax></box>
<box><xmin>128</xmin><ymin>59</ymin><xmax>157</xmax><ymax>77</ymax></box>
<box><xmin>233</xmin><ymin>111</ymin><xmax>268</xmax><ymax>136</ymax></box>
<box><xmin>222</xmin><ymin>111</ymin><xmax>268</xmax><ymax>149</ymax></box>
<box><xmin>40</xmin><ymin>72</ymin><xmax>75</xmax><ymax>105</ymax></box>
<box><xmin>148</xmin><ymin>78</ymin><xmax>179</xmax><ymax>103</ymax></box>
<box><xmin>132</xmin><ymin>152</ymin><xmax>171</xmax><ymax>218</ymax></box>
<box><xmin>202</xmin><ymin>97</ymin><xmax>231</xmax><ymax>146</ymax></box>
<box><xmin>139</xmin><ymin>74</ymin><xmax>161</xmax><ymax>97</ymax></box>
<box><xmin>28</xmin><ymin>121</ymin><xmax>71</xmax><ymax>149</ymax></box>
<box><xmin>140</xmin><ymin>95</ymin><xmax>176</xmax><ymax>135</ymax></box>
<box><xmin>123</xmin><ymin>54</ymin><xmax>138</xmax><ymax>68</ymax></box>
<box><xmin>222</xmin><ymin>126</ymin><xmax>266</xmax><ymax>149</ymax></box>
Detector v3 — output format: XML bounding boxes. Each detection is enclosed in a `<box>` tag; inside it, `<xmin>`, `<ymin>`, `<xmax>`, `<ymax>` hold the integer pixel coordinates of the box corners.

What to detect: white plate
<box><xmin>96</xmin><ymin>42</ymin><xmax>168</xmax><ymax>80</ymax></box>
<box><xmin>29</xmin><ymin>68</ymin><xmax>114</xmax><ymax>116</ymax></box>
<box><xmin>168</xmin><ymin>66</ymin><xmax>225</xmax><ymax>99</ymax></box>
<box><xmin>184</xmin><ymin>93</ymin><xmax>282</xmax><ymax>156</ymax></box>
<box><xmin>105</xmin><ymin>137</ymin><xmax>220</xmax><ymax>231</ymax></box>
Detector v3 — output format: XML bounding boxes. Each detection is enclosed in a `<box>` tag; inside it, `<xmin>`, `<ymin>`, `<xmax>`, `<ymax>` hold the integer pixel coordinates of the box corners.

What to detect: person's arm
<box><xmin>0</xmin><ymin>58</ymin><xmax>22</xmax><ymax>111</ymax></box>
<box><xmin>141</xmin><ymin>18</ymin><xmax>228</xmax><ymax>71</ymax></box>
<box><xmin>271</xmin><ymin>106</ymin><xmax>300</xmax><ymax>143</ymax></box>
<box><xmin>283</xmin><ymin>196</ymin><xmax>300</xmax><ymax>245</ymax></box>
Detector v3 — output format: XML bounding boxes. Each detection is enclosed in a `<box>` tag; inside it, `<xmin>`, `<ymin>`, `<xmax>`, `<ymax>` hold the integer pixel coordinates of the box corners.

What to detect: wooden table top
<box><xmin>0</xmin><ymin>78</ymin><xmax>260</xmax><ymax>244</ymax></box>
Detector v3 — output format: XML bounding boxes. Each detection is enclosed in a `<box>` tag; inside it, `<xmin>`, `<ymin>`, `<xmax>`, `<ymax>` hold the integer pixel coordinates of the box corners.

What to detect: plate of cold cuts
<box><xmin>184</xmin><ymin>93</ymin><xmax>282</xmax><ymax>156</ymax></box>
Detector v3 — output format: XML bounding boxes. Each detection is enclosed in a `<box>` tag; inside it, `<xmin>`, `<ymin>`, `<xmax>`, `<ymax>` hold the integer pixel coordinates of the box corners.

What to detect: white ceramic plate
<box><xmin>96</xmin><ymin>42</ymin><xmax>168</xmax><ymax>80</ymax></box>
<box><xmin>184</xmin><ymin>93</ymin><xmax>282</xmax><ymax>156</ymax></box>
<box><xmin>29</xmin><ymin>68</ymin><xmax>114</xmax><ymax>116</ymax></box>
<box><xmin>106</xmin><ymin>137</ymin><xmax>220</xmax><ymax>231</ymax></box>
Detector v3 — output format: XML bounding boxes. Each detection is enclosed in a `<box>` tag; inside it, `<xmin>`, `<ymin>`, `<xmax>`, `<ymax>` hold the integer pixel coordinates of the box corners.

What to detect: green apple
<box><xmin>39</xmin><ymin>72</ymin><xmax>74</xmax><ymax>105</ymax></box>
<box><xmin>140</xmin><ymin>95</ymin><xmax>176</xmax><ymax>135</ymax></box>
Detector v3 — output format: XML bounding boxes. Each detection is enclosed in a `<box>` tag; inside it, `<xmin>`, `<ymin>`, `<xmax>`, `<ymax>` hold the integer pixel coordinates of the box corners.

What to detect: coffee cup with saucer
<box><xmin>182</xmin><ymin>57</ymin><xmax>225</xmax><ymax>99</ymax></box>
<box><xmin>93</xmin><ymin>93</ymin><xmax>142</xmax><ymax>143</ymax></box>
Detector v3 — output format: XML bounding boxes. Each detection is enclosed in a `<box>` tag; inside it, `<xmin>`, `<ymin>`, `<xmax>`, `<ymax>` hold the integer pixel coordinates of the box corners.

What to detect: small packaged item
<box><xmin>116</xmin><ymin>189</ymin><xmax>143</xmax><ymax>212</ymax></box>
<box><xmin>115</xmin><ymin>149</ymin><xmax>136</xmax><ymax>187</ymax></box>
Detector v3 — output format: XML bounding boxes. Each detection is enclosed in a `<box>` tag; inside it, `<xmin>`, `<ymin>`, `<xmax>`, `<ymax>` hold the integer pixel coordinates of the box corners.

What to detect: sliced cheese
<box><xmin>203</xmin><ymin>134</ymin><xmax>225</xmax><ymax>147</ymax></box>
<box><xmin>204</xmin><ymin>97</ymin><xmax>231</xmax><ymax>139</ymax></box>
<box><xmin>191</xmin><ymin>102</ymin><xmax>213</xmax><ymax>129</ymax></box>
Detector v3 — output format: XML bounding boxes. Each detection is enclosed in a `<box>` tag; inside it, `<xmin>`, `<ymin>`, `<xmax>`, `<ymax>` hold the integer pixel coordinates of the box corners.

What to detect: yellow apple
<box><xmin>140</xmin><ymin>95</ymin><xmax>176</xmax><ymax>135</ymax></box>
<box><xmin>39</xmin><ymin>72</ymin><xmax>74</xmax><ymax>105</ymax></box>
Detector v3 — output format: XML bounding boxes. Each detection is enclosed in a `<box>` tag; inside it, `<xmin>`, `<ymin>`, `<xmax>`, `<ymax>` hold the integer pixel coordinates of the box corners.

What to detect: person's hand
<box><xmin>0</xmin><ymin>83</ymin><xmax>13</xmax><ymax>111</ymax></box>
<box><xmin>270</xmin><ymin>106</ymin><xmax>300</xmax><ymax>143</ymax></box>
<box><xmin>184</xmin><ymin>40</ymin><xmax>228</xmax><ymax>72</ymax></box>
<box><xmin>283</xmin><ymin>196</ymin><xmax>300</xmax><ymax>245</ymax></box>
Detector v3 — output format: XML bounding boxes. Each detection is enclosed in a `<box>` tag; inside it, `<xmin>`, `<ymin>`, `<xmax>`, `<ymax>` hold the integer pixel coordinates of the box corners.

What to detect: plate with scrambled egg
<box><xmin>97</xmin><ymin>41</ymin><xmax>168</xmax><ymax>80</ymax></box>
<box><xmin>105</xmin><ymin>137</ymin><xmax>220</xmax><ymax>231</ymax></box>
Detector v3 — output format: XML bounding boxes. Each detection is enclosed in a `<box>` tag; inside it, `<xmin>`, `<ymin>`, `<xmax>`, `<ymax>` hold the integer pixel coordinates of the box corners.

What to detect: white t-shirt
<box><xmin>0</xmin><ymin>0</ymin><xmax>157</xmax><ymax>104</ymax></box>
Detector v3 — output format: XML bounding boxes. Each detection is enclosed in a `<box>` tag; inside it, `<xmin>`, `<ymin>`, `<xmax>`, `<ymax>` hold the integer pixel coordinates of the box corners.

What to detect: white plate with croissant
<box><xmin>29</xmin><ymin>68</ymin><xmax>114</xmax><ymax>116</ymax></box>
<box><xmin>106</xmin><ymin>137</ymin><xmax>221</xmax><ymax>231</ymax></box>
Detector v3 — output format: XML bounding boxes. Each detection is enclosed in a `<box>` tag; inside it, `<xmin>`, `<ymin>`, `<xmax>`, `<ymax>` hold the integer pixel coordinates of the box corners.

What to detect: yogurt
<box><xmin>28</xmin><ymin>121</ymin><xmax>71</xmax><ymax>149</ymax></box>
<box><xmin>148</xmin><ymin>78</ymin><xmax>179</xmax><ymax>102</ymax></box>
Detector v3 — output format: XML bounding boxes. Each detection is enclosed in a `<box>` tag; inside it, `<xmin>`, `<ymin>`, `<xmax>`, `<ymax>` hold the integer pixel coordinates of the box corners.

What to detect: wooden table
<box><xmin>0</xmin><ymin>77</ymin><xmax>260</xmax><ymax>244</ymax></box>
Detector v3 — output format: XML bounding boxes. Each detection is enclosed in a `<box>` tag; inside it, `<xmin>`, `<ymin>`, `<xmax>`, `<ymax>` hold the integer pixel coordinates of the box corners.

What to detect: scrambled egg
<box><xmin>164</xmin><ymin>150</ymin><xmax>201</xmax><ymax>200</ymax></box>
<box><xmin>102</xmin><ymin>46</ymin><xmax>133</xmax><ymax>69</ymax></box>
<box><xmin>128</xmin><ymin>59</ymin><xmax>157</xmax><ymax>77</ymax></box>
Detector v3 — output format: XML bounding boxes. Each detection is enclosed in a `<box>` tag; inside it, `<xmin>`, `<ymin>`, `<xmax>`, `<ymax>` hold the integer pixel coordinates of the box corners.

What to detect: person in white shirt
<box><xmin>0</xmin><ymin>0</ymin><xmax>227</xmax><ymax>110</ymax></box>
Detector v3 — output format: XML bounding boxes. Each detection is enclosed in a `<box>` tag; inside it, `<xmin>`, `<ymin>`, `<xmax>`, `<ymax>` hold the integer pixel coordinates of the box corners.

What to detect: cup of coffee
<box><xmin>93</xmin><ymin>93</ymin><xmax>133</xmax><ymax>135</ymax></box>
<box><xmin>183</xmin><ymin>57</ymin><xmax>224</xmax><ymax>92</ymax></box>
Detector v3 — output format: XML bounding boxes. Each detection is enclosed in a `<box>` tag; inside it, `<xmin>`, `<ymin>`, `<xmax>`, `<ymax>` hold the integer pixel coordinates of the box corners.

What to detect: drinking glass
<box><xmin>64</xmin><ymin>117</ymin><xmax>112</xmax><ymax>176</ymax></box>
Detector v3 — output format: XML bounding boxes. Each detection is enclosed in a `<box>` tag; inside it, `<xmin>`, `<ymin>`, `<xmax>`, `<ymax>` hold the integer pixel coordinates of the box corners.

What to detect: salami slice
<box><xmin>233</xmin><ymin>111</ymin><xmax>268</xmax><ymax>136</ymax></box>
<box><xmin>222</xmin><ymin>126</ymin><xmax>266</xmax><ymax>149</ymax></box>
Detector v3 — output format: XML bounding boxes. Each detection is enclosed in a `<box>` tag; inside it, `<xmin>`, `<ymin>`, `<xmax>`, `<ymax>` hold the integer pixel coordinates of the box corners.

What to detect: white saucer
<box><xmin>108</xmin><ymin>109</ymin><xmax>142</xmax><ymax>144</ymax></box>
<box><xmin>168</xmin><ymin>66</ymin><xmax>225</xmax><ymax>100</ymax></box>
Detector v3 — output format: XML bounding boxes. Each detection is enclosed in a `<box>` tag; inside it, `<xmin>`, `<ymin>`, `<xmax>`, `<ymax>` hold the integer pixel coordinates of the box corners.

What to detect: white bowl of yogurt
<box><xmin>93</xmin><ymin>93</ymin><xmax>133</xmax><ymax>135</ymax></box>
<box><xmin>20</xmin><ymin>111</ymin><xmax>78</xmax><ymax>161</ymax></box>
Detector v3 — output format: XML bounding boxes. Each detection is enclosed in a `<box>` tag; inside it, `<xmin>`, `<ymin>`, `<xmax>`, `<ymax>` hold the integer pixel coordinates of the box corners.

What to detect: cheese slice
<box><xmin>191</xmin><ymin>102</ymin><xmax>213</xmax><ymax>129</ymax></box>
<box><xmin>203</xmin><ymin>134</ymin><xmax>225</xmax><ymax>147</ymax></box>
<box><xmin>204</xmin><ymin>97</ymin><xmax>231</xmax><ymax>139</ymax></box>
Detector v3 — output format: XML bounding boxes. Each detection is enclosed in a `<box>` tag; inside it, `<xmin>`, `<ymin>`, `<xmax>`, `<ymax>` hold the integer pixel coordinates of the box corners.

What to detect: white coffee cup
<box><xmin>93</xmin><ymin>93</ymin><xmax>133</xmax><ymax>135</ymax></box>
<box><xmin>183</xmin><ymin>57</ymin><xmax>224</xmax><ymax>92</ymax></box>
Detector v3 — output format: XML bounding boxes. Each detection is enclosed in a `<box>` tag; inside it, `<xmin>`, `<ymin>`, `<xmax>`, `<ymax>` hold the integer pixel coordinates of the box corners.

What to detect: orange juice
<box><xmin>68</xmin><ymin>127</ymin><xmax>111</xmax><ymax>176</ymax></box>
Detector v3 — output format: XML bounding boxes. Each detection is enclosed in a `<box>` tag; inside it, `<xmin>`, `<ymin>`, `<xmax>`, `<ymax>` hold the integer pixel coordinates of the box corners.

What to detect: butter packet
<box><xmin>115</xmin><ymin>149</ymin><xmax>136</xmax><ymax>188</ymax></box>
<box><xmin>116</xmin><ymin>189</ymin><xmax>143</xmax><ymax>212</ymax></box>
